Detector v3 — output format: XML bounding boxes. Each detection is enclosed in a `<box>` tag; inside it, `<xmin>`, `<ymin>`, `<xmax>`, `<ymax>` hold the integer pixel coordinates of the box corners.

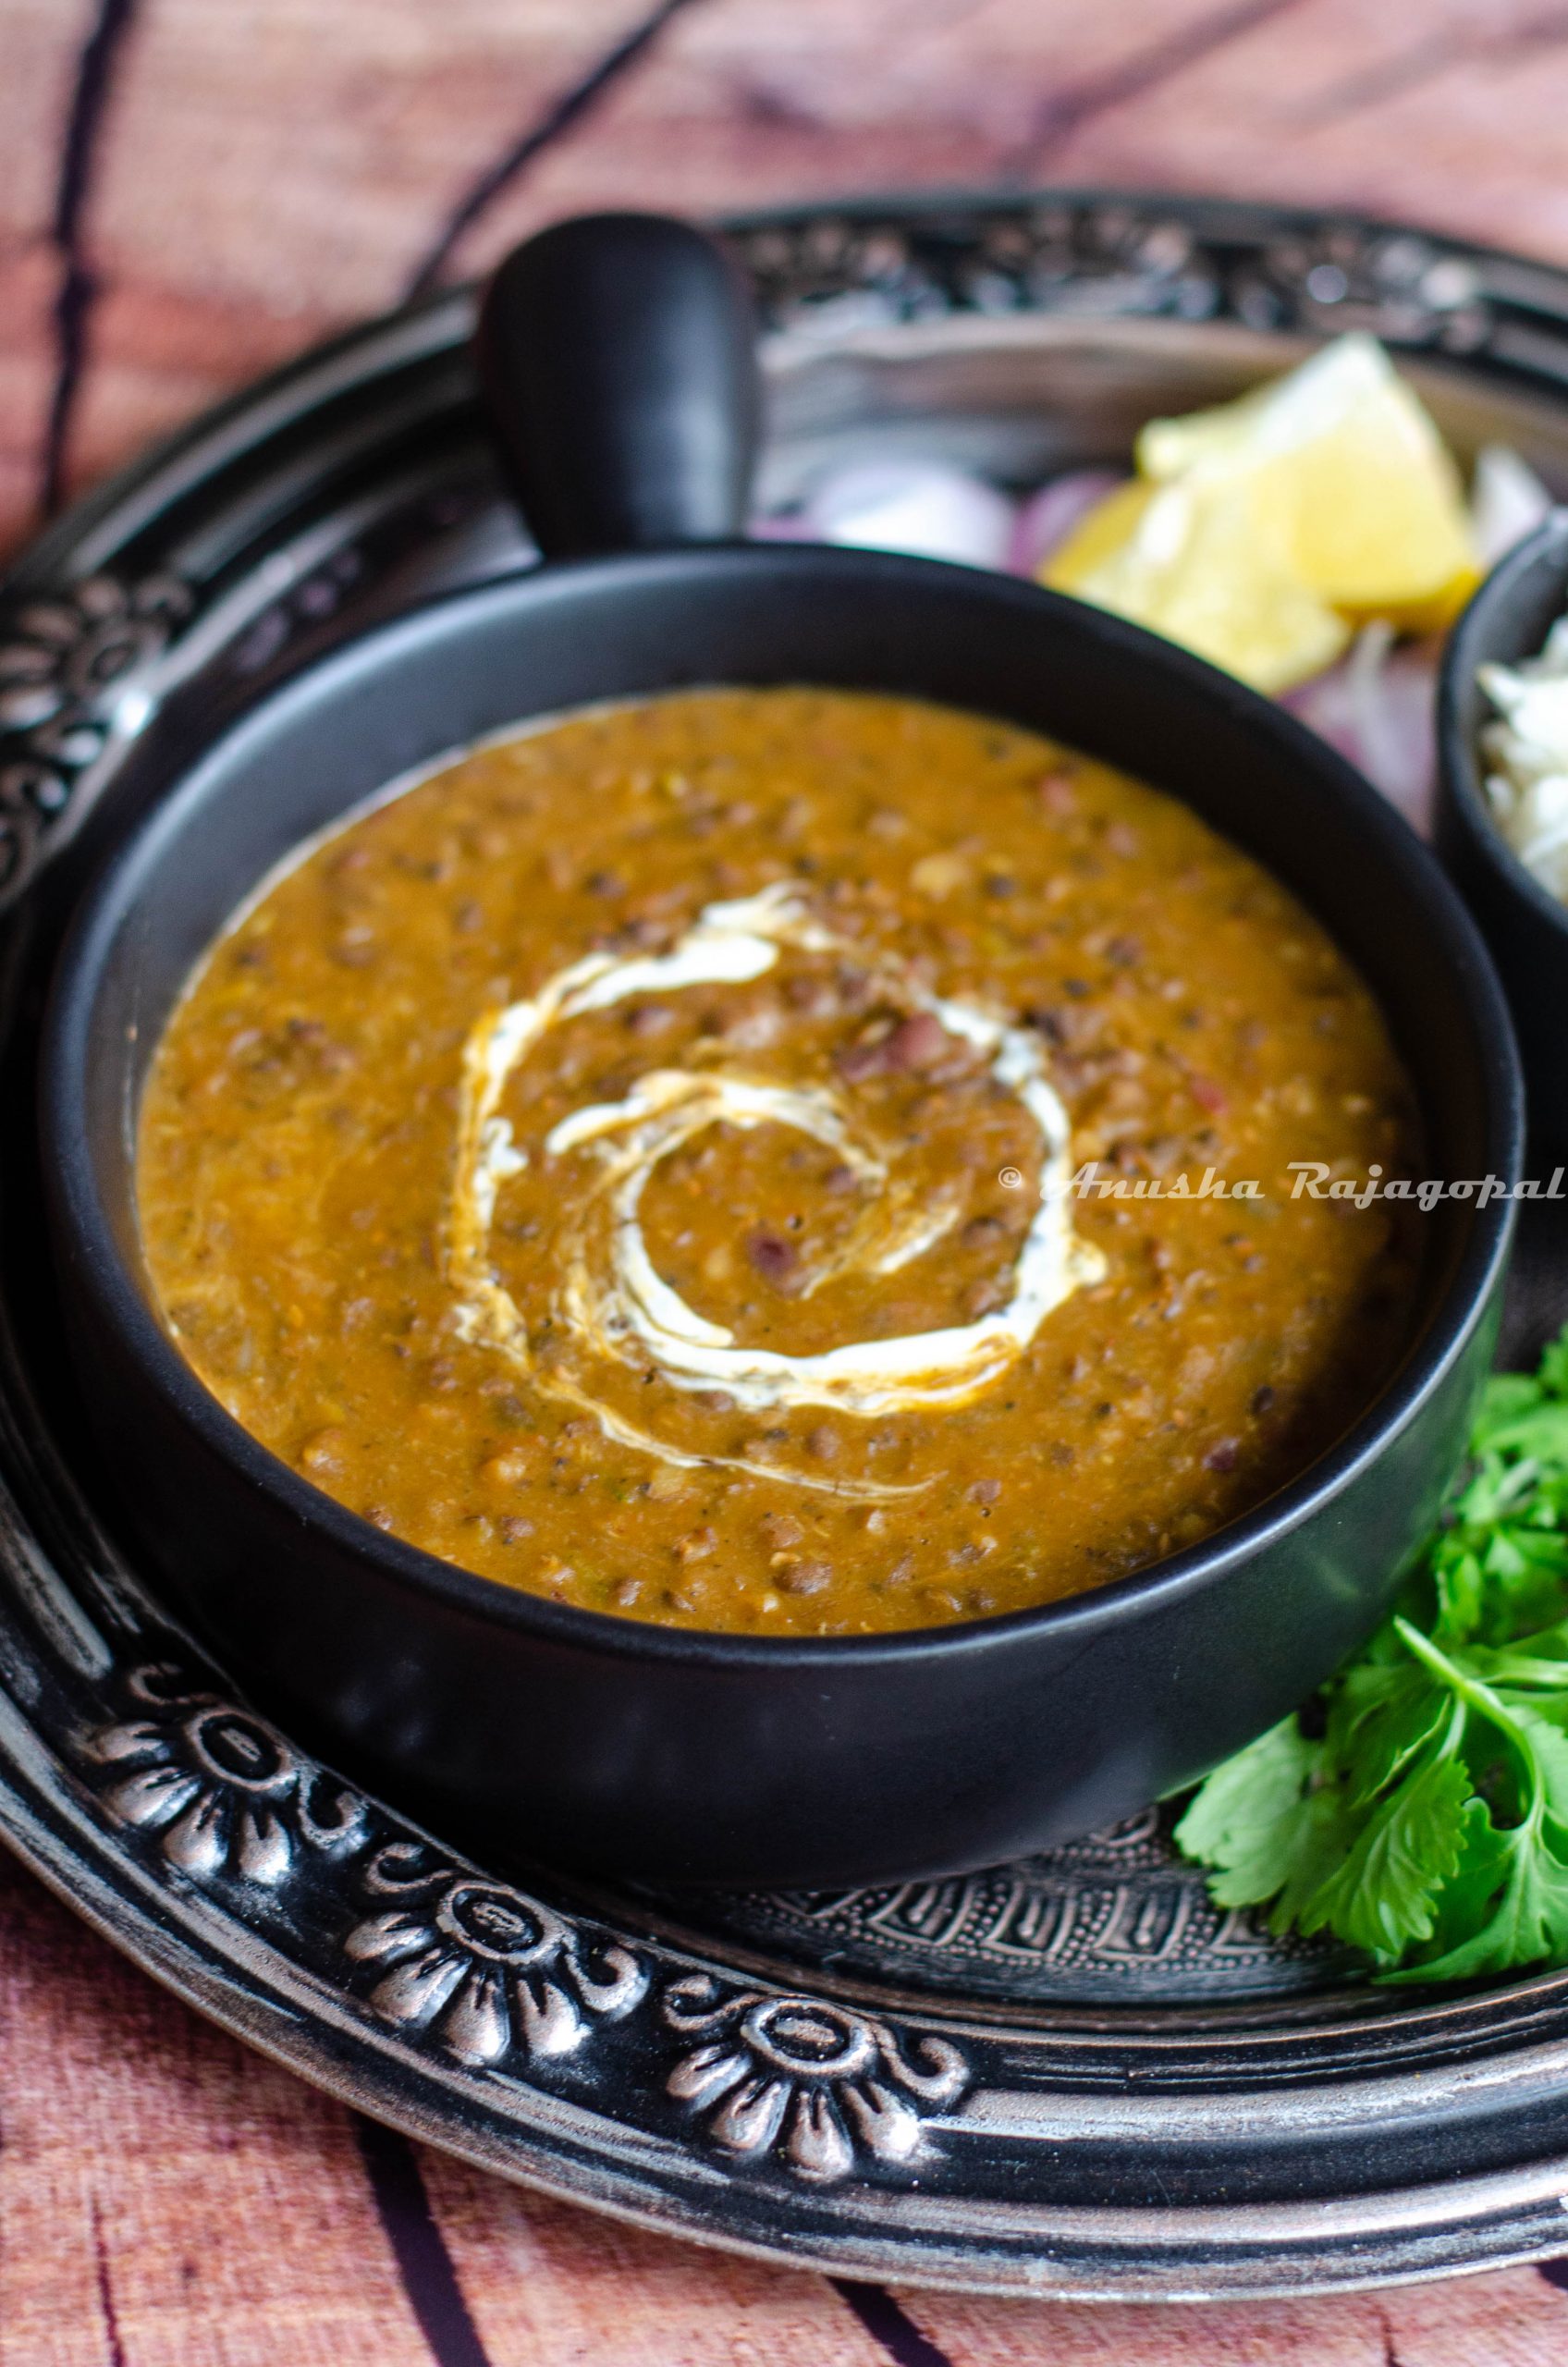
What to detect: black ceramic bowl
<box><xmin>41</xmin><ymin>216</ymin><xmax>1523</xmax><ymax>1887</ymax></box>
<box><xmin>1439</xmin><ymin>508</ymin><xmax>1568</xmax><ymax>1150</ymax></box>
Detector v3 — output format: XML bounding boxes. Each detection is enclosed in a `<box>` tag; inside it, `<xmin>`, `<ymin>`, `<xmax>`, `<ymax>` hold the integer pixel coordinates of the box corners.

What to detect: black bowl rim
<box><xmin>1439</xmin><ymin>506</ymin><xmax>1568</xmax><ymax>936</ymax></box>
<box><xmin>43</xmin><ymin>539</ymin><xmax>1525</xmax><ymax>1674</ymax></box>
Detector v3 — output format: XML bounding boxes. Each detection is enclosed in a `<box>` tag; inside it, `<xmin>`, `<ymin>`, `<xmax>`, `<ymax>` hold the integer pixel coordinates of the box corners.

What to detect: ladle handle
<box><xmin>475</xmin><ymin>213</ymin><xmax>761</xmax><ymax>561</ymax></box>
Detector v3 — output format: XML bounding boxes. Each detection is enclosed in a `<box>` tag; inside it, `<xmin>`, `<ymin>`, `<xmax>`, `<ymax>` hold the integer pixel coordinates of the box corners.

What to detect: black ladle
<box><xmin>479</xmin><ymin>211</ymin><xmax>760</xmax><ymax>555</ymax></box>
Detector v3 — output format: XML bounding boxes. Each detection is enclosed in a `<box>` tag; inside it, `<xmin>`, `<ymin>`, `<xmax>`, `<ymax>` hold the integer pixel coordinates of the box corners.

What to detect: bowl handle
<box><xmin>475</xmin><ymin>212</ymin><xmax>761</xmax><ymax>561</ymax></box>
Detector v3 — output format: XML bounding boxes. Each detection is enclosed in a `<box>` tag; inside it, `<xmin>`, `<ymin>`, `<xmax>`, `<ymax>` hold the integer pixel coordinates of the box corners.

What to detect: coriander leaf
<box><xmin>1472</xmin><ymin>1625</ymin><xmax>1568</xmax><ymax>1686</ymax></box>
<box><xmin>1476</xmin><ymin>1408</ymin><xmax>1568</xmax><ymax>1465</ymax></box>
<box><xmin>1298</xmin><ymin>1730</ymin><xmax>1470</xmax><ymax>1960</ymax></box>
<box><xmin>1434</xmin><ymin>1455</ymin><xmax>1568</xmax><ymax>1644</ymax></box>
<box><xmin>1393</xmin><ymin>1815</ymin><xmax>1568</xmax><ymax>1984</ymax></box>
<box><xmin>1171</xmin><ymin>1719</ymin><xmax>1322</xmax><ymax>1907</ymax></box>
<box><xmin>1464</xmin><ymin>1558</ymin><xmax>1566</xmax><ymax>1650</ymax></box>
<box><xmin>1482</xmin><ymin>1528</ymin><xmax>1568</xmax><ymax>1587</ymax></box>
<box><xmin>1499</xmin><ymin>1694</ymin><xmax>1568</xmax><ymax>1836</ymax></box>
<box><xmin>1397</xmin><ymin>1618</ymin><xmax>1568</xmax><ymax>1793</ymax></box>
<box><xmin>1432</xmin><ymin>1543</ymin><xmax>1485</xmax><ymax>1641</ymax></box>
<box><xmin>1387</xmin><ymin>1797</ymin><xmax>1516</xmax><ymax>1982</ymax></box>
<box><xmin>1330</xmin><ymin>1657</ymin><xmax>1449</xmax><ymax>1809</ymax></box>
<box><xmin>1176</xmin><ymin>1318</ymin><xmax>1568</xmax><ymax>1983</ymax></box>
<box><xmin>1384</xmin><ymin>1625</ymin><xmax>1568</xmax><ymax>1974</ymax></box>
<box><xmin>1264</xmin><ymin>1782</ymin><xmax>1366</xmax><ymax>1938</ymax></box>
<box><xmin>1471</xmin><ymin>1399</ymin><xmax>1568</xmax><ymax>1462</ymax></box>
<box><xmin>1475</xmin><ymin>1372</ymin><xmax>1546</xmax><ymax>1437</ymax></box>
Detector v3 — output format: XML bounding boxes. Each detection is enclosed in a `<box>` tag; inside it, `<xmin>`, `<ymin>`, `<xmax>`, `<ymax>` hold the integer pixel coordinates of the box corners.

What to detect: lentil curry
<box><xmin>138</xmin><ymin>689</ymin><xmax>1418</xmax><ymax>1636</ymax></box>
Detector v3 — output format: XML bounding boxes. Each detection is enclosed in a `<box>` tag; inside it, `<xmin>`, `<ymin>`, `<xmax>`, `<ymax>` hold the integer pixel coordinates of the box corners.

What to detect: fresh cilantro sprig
<box><xmin>1174</xmin><ymin>1323</ymin><xmax>1568</xmax><ymax>1982</ymax></box>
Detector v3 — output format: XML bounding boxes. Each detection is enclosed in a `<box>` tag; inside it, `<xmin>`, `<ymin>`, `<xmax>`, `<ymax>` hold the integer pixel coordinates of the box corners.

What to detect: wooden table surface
<box><xmin>8</xmin><ymin>1</ymin><xmax>1568</xmax><ymax>2357</ymax></box>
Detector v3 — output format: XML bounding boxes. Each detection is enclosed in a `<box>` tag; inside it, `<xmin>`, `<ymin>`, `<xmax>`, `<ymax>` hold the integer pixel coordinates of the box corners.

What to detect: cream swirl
<box><xmin>447</xmin><ymin>886</ymin><xmax>1104</xmax><ymax>1495</ymax></box>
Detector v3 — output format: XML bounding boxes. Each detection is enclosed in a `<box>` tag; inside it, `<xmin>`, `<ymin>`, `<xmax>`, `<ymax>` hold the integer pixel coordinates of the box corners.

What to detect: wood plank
<box><xmin>0</xmin><ymin>1848</ymin><xmax>437</xmax><ymax>2367</ymax></box>
<box><xmin>447</xmin><ymin>0</ymin><xmax>1320</xmax><ymax>272</ymax></box>
<box><xmin>5</xmin><ymin>1806</ymin><xmax>1568</xmax><ymax>2367</ymax></box>
<box><xmin>0</xmin><ymin>250</ymin><xmax>56</xmax><ymax>557</ymax></box>
<box><xmin>59</xmin><ymin>0</ymin><xmax>1568</xmax><ymax>512</ymax></box>
<box><xmin>421</xmin><ymin>2146</ymin><xmax>892</xmax><ymax>2366</ymax></box>
<box><xmin>1381</xmin><ymin>2269</ymin><xmax>1568</xmax><ymax>2366</ymax></box>
<box><xmin>0</xmin><ymin>0</ymin><xmax>90</xmax><ymax>235</ymax></box>
<box><xmin>65</xmin><ymin>0</ymin><xmax>670</xmax><ymax>492</ymax></box>
<box><xmin>1037</xmin><ymin>0</ymin><xmax>1568</xmax><ymax>262</ymax></box>
<box><xmin>0</xmin><ymin>0</ymin><xmax>97</xmax><ymax>552</ymax></box>
<box><xmin>899</xmin><ymin>2272</ymin><xmax>1568</xmax><ymax>2366</ymax></box>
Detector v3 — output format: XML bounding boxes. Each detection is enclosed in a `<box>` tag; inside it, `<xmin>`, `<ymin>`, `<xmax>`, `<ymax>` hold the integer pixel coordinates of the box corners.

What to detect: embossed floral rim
<box><xmin>11</xmin><ymin>1623</ymin><xmax>1568</xmax><ymax>2302</ymax></box>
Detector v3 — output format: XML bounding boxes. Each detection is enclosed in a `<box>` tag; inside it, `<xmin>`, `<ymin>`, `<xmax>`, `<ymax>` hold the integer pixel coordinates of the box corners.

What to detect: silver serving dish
<box><xmin>7</xmin><ymin>190</ymin><xmax>1568</xmax><ymax>2301</ymax></box>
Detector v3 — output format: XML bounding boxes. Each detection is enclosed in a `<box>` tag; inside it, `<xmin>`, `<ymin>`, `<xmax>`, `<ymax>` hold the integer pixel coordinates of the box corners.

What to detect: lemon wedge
<box><xmin>1047</xmin><ymin>472</ymin><xmax>1349</xmax><ymax>695</ymax></box>
<box><xmin>1043</xmin><ymin>335</ymin><xmax>1481</xmax><ymax>690</ymax></box>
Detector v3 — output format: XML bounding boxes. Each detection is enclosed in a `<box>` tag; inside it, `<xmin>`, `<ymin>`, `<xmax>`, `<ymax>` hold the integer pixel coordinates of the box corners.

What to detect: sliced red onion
<box><xmin>1008</xmin><ymin>470</ymin><xmax>1127</xmax><ymax>576</ymax></box>
<box><xmin>1284</xmin><ymin>627</ymin><xmax>1440</xmax><ymax>836</ymax></box>
<box><xmin>790</xmin><ymin>461</ymin><xmax>1017</xmax><ymax>570</ymax></box>
<box><xmin>748</xmin><ymin>509</ymin><xmax>813</xmax><ymax>542</ymax></box>
<box><xmin>1471</xmin><ymin>443</ymin><xmax>1555</xmax><ymax>566</ymax></box>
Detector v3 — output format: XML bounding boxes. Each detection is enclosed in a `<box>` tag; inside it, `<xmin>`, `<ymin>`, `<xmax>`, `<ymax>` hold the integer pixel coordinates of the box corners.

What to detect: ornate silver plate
<box><xmin>10</xmin><ymin>191</ymin><xmax>1568</xmax><ymax>2302</ymax></box>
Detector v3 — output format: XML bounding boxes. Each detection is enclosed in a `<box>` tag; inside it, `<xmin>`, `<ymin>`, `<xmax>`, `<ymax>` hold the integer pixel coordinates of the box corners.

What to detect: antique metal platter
<box><xmin>12</xmin><ymin>191</ymin><xmax>1568</xmax><ymax>2301</ymax></box>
